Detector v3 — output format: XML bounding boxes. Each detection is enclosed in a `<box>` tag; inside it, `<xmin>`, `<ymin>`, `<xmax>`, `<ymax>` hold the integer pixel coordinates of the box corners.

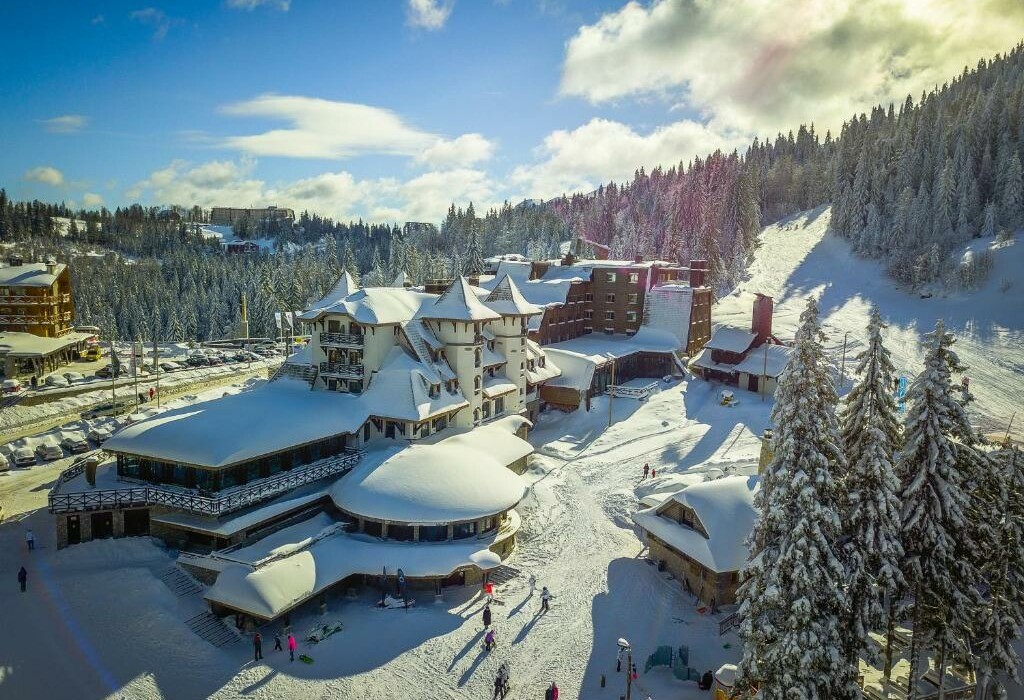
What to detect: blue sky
<box><xmin>2</xmin><ymin>0</ymin><xmax>1022</xmax><ymax>222</ymax></box>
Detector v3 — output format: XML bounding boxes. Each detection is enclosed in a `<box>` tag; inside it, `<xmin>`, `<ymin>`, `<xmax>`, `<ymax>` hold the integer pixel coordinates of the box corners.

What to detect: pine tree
<box><xmin>972</xmin><ymin>446</ymin><xmax>1024</xmax><ymax>699</ymax></box>
<box><xmin>738</xmin><ymin>297</ymin><xmax>850</xmax><ymax>699</ymax></box>
<box><xmin>466</xmin><ymin>224</ymin><xmax>485</xmax><ymax>276</ymax></box>
<box><xmin>1000</xmin><ymin>153</ymin><xmax>1022</xmax><ymax>232</ymax></box>
<box><xmin>898</xmin><ymin>320</ymin><xmax>983</xmax><ymax>699</ymax></box>
<box><xmin>838</xmin><ymin>306</ymin><xmax>905</xmax><ymax>680</ymax></box>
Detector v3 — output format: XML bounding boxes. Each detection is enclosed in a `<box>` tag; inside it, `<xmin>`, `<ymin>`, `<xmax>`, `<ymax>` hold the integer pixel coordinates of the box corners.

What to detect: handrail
<box><xmin>319</xmin><ymin>332</ymin><xmax>363</xmax><ymax>346</ymax></box>
<box><xmin>718</xmin><ymin>610</ymin><xmax>741</xmax><ymax>636</ymax></box>
<box><xmin>319</xmin><ymin>361</ymin><xmax>364</xmax><ymax>378</ymax></box>
<box><xmin>49</xmin><ymin>449</ymin><xmax>362</xmax><ymax>516</ymax></box>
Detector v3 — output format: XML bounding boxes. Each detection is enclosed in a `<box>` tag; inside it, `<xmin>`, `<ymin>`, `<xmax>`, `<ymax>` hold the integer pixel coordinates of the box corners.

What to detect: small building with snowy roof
<box><xmin>632</xmin><ymin>474</ymin><xmax>761</xmax><ymax>607</ymax></box>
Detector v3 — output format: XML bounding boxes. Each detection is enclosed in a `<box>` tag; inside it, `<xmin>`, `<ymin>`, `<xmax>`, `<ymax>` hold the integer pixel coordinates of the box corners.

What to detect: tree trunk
<box><xmin>907</xmin><ymin>605</ymin><xmax>921</xmax><ymax>700</ymax></box>
<box><xmin>883</xmin><ymin>598</ymin><xmax>897</xmax><ymax>683</ymax></box>
<box><xmin>935</xmin><ymin>641</ymin><xmax>947</xmax><ymax>700</ymax></box>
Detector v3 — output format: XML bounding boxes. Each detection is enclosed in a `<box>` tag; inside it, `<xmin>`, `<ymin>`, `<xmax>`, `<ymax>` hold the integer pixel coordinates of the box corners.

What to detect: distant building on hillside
<box><xmin>209</xmin><ymin>206</ymin><xmax>295</xmax><ymax>227</ymax></box>
<box><xmin>223</xmin><ymin>240</ymin><xmax>261</xmax><ymax>255</ymax></box>
<box><xmin>0</xmin><ymin>257</ymin><xmax>75</xmax><ymax>338</ymax></box>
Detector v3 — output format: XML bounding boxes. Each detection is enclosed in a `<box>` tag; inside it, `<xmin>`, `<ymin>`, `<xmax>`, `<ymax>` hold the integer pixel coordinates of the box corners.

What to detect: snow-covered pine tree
<box><xmin>837</xmin><ymin>306</ymin><xmax>905</xmax><ymax>681</ymax></box>
<box><xmin>466</xmin><ymin>224</ymin><xmax>485</xmax><ymax>276</ymax></box>
<box><xmin>898</xmin><ymin>320</ymin><xmax>983</xmax><ymax>699</ymax></box>
<box><xmin>972</xmin><ymin>446</ymin><xmax>1024</xmax><ymax>699</ymax></box>
<box><xmin>364</xmin><ymin>246</ymin><xmax>387</xmax><ymax>287</ymax></box>
<box><xmin>737</xmin><ymin>297</ymin><xmax>850</xmax><ymax>699</ymax></box>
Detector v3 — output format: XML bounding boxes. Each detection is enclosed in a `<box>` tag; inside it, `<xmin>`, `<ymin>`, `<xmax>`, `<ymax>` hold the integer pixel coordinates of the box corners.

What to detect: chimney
<box><xmin>752</xmin><ymin>293</ymin><xmax>774</xmax><ymax>345</ymax></box>
<box><xmin>8</xmin><ymin>256</ymin><xmax>23</xmax><ymax>267</ymax></box>
<box><xmin>561</xmin><ymin>251</ymin><xmax>576</xmax><ymax>267</ymax></box>
<box><xmin>45</xmin><ymin>257</ymin><xmax>57</xmax><ymax>276</ymax></box>
<box><xmin>688</xmin><ymin>259</ymin><xmax>707</xmax><ymax>288</ymax></box>
<box><xmin>634</xmin><ymin>254</ymin><xmax>643</xmax><ymax>264</ymax></box>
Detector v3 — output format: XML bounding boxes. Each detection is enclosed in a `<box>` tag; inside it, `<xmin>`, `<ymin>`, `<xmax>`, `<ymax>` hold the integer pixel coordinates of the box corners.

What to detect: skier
<box><xmin>25</xmin><ymin>529</ymin><xmax>34</xmax><ymax>551</ymax></box>
<box><xmin>18</xmin><ymin>566</ymin><xmax>27</xmax><ymax>593</ymax></box>
<box><xmin>642</xmin><ymin>463</ymin><xmax>649</xmax><ymax>480</ymax></box>
<box><xmin>287</xmin><ymin>632</ymin><xmax>297</xmax><ymax>661</ymax></box>
<box><xmin>483</xmin><ymin>604</ymin><xmax>492</xmax><ymax>629</ymax></box>
<box><xmin>148</xmin><ymin>386</ymin><xmax>155</xmax><ymax>401</ymax></box>
<box><xmin>484</xmin><ymin>629</ymin><xmax>496</xmax><ymax>652</ymax></box>
<box><xmin>540</xmin><ymin>586</ymin><xmax>551</xmax><ymax>613</ymax></box>
<box><xmin>274</xmin><ymin>631</ymin><xmax>283</xmax><ymax>651</ymax></box>
<box><xmin>253</xmin><ymin>631</ymin><xmax>263</xmax><ymax>661</ymax></box>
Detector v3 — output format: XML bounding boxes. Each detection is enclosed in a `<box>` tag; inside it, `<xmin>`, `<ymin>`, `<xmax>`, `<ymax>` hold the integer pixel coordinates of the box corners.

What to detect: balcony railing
<box><xmin>0</xmin><ymin>312</ymin><xmax>72</xmax><ymax>325</ymax></box>
<box><xmin>49</xmin><ymin>449</ymin><xmax>362</xmax><ymax>517</ymax></box>
<box><xmin>319</xmin><ymin>361</ymin><xmax>364</xmax><ymax>379</ymax></box>
<box><xmin>0</xmin><ymin>293</ymin><xmax>71</xmax><ymax>305</ymax></box>
<box><xmin>319</xmin><ymin>332</ymin><xmax>364</xmax><ymax>347</ymax></box>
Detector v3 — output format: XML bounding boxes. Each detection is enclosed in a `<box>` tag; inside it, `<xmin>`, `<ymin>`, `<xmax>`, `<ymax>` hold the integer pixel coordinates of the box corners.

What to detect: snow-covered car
<box><xmin>87</xmin><ymin>425</ymin><xmax>113</xmax><ymax>444</ymax></box>
<box><xmin>185</xmin><ymin>354</ymin><xmax>209</xmax><ymax>367</ymax></box>
<box><xmin>159</xmin><ymin>361</ymin><xmax>183</xmax><ymax>372</ymax></box>
<box><xmin>2</xmin><ymin>379</ymin><xmax>23</xmax><ymax>394</ymax></box>
<box><xmin>35</xmin><ymin>443</ymin><xmax>63</xmax><ymax>461</ymax></box>
<box><xmin>62</xmin><ymin>371</ymin><xmax>85</xmax><ymax>383</ymax></box>
<box><xmin>206</xmin><ymin>356</ymin><xmax>224</xmax><ymax>366</ymax></box>
<box><xmin>81</xmin><ymin>398</ymin><xmax>134</xmax><ymax>420</ymax></box>
<box><xmin>12</xmin><ymin>447</ymin><xmax>35</xmax><ymax>468</ymax></box>
<box><xmin>60</xmin><ymin>436</ymin><xmax>90</xmax><ymax>454</ymax></box>
<box><xmin>44</xmin><ymin>374</ymin><xmax>69</xmax><ymax>388</ymax></box>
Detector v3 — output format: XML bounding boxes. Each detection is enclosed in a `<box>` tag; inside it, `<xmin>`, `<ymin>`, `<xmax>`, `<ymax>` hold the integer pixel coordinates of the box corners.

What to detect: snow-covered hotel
<box><xmin>48</xmin><ymin>274</ymin><xmax>563</xmax><ymax>623</ymax></box>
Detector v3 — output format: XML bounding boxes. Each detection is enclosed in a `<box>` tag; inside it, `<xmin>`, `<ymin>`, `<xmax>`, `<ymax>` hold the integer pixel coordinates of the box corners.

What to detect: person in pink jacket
<box><xmin>287</xmin><ymin>632</ymin><xmax>297</xmax><ymax>661</ymax></box>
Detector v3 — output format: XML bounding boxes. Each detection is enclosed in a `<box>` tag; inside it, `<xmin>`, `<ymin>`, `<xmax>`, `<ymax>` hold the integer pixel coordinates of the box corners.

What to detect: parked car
<box><xmin>87</xmin><ymin>425</ymin><xmax>114</xmax><ymax>444</ymax></box>
<box><xmin>12</xmin><ymin>447</ymin><xmax>35</xmax><ymax>468</ymax></box>
<box><xmin>44</xmin><ymin>374</ymin><xmax>69</xmax><ymax>388</ymax></box>
<box><xmin>159</xmin><ymin>361</ymin><xmax>183</xmax><ymax>372</ymax></box>
<box><xmin>60</xmin><ymin>435</ymin><xmax>90</xmax><ymax>454</ymax></box>
<box><xmin>2</xmin><ymin>379</ymin><xmax>23</xmax><ymax>394</ymax></box>
<box><xmin>95</xmin><ymin>364</ymin><xmax>122</xmax><ymax>379</ymax></box>
<box><xmin>81</xmin><ymin>345</ymin><xmax>103</xmax><ymax>362</ymax></box>
<box><xmin>207</xmin><ymin>356</ymin><xmax>225</xmax><ymax>366</ymax></box>
<box><xmin>35</xmin><ymin>443</ymin><xmax>63</xmax><ymax>461</ymax></box>
<box><xmin>81</xmin><ymin>398</ymin><xmax>134</xmax><ymax>420</ymax></box>
<box><xmin>186</xmin><ymin>355</ymin><xmax>209</xmax><ymax>367</ymax></box>
<box><xmin>62</xmin><ymin>371</ymin><xmax>85</xmax><ymax>383</ymax></box>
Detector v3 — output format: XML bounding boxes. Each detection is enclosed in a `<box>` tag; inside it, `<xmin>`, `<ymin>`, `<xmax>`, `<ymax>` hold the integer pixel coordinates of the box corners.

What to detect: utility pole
<box><xmin>109</xmin><ymin>337</ymin><xmax>117</xmax><ymax>408</ymax></box>
<box><xmin>618</xmin><ymin>638</ymin><xmax>633</xmax><ymax>700</ymax></box>
<box><xmin>132</xmin><ymin>340</ymin><xmax>140</xmax><ymax>408</ymax></box>
<box><xmin>607</xmin><ymin>359</ymin><xmax>616</xmax><ymax>428</ymax></box>
<box><xmin>153</xmin><ymin>338</ymin><xmax>161</xmax><ymax>408</ymax></box>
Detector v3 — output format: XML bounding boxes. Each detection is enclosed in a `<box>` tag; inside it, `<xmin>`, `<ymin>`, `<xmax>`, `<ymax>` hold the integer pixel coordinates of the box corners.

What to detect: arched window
<box><xmin>474</xmin><ymin>376</ymin><xmax>481</xmax><ymax>390</ymax></box>
<box><xmin>474</xmin><ymin>408</ymin><xmax>480</xmax><ymax>423</ymax></box>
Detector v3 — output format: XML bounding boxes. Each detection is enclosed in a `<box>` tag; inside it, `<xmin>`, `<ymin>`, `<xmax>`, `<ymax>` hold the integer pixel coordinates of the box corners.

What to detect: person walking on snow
<box><xmin>253</xmin><ymin>631</ymin><xmax>263</xmax><ymax>661</ymax></box>
<box><xmin>642</xmin><ymin>463</ymin><xmax>649</xmax><ymax>480</ymax></box>
<box><xmin>651</xmin><ymin>468</ymin><xmax>656</xmax><ymax>479</ymax></box>
<box><xmin>483</xmin><ymin>604</ymin><xmax>492</xmax><ymax>629</ymax></box>
<box><xmin>18</xmin><ymin>566</ymin><xmax>27</xmax><ymax>592</ymax></box>
<box><xmin>25</xmin><ymin>529</ymin><xmax>34</xmax><ymax>551</ymax></box>
<box><xmin>484</xmin><ymin>629</ymin><xmax>496</xmax><ymax>652</ymax></box>
<box><xmin>540</xmin><ymin>586</ymin><xmax>551</xmax><ymax>613</ymax></box>
<box><xmin>287</xmin><ymin>632</ymin><xmax>297</xmax><ymax>661</ymax></box>
<box><xmin>545</xmin><ymin>681</ymin><xmax>559</xmax><ymax>700</ymax></box>
<box><xmin>494</xmin><ymin>672</ymin><xmax>504</xmax><ymax>700</ymax></box>
<box><xmin>274</xmin><ymin>631</ymin><xmax>282</xmax><ymax>651</ymax></box>
<box><xmin>497</xmin><ymin>662</ymin><xmax>510</xmax><ymax>698</ymax></box>
<box><xmin>528</xmin><ymin>573</ymin><xmax>537</xmax><ymax>595</ymax></box>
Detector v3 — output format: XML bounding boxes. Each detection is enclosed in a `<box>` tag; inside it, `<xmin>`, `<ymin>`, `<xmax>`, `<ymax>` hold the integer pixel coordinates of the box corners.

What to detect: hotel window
<box><xmin>628</xmin><ymin>293</ymin><xmax>639</xmax><ymax>304</ymax></box>
<box><xmin>585</xmin><ymin>293</ymin><xmax>593</xmax><ymax>302</ymax></box>
<box><xmin>605</xmin><ymin>293</ymin><xmax>615</xmax><ymax>303</ymax></box>
<box><xmin>453</xmin><ymin>521</ymin><xmax>477</xmax><ymax>539</ymax></box>
<box><xmin>606</xmin><ymin>272</ymin><xmax>617</xmax><ymax>283</ymax></box>
<box><xmin>419</xmin><ymin>524</ymin><xmax>448</xmax><ymax>542</ymax></box>
<box><xmin>626</xmin><ymin>311</ymin><xmax>638</xmax><ymax>323</ymax></box>
<box><xmin>605</xmin><ymin>311</ymin><xmax>615</xmax><ymax>321</ymax></box>
<box><xmin>629</xmin><ymin>272</ymin><xmax>639</xmax><ymax>284</ymax></box>
<box><xmin>584</xmin><ymin>310</ymin><xmax>593</xmax><ymax>320</ymax></box>
<box><xmin>494</xmin><ymin>397</ymin><xmax>505</xmax><ymax>414</ymax></box>
<box><xmin>327</xmin><ymin>320</ymin><xmax>341</xmax><ymax>332</ymax></box>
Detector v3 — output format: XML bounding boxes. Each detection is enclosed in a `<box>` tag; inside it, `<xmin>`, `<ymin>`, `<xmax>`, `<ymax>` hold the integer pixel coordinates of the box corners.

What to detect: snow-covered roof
<box><xmin>544</xmin><ymin>327</ymin><xmax>681</xmax><ymax>390</ymax></box>
<box><xmin>103</xmin><ymin>379</ymin><xmax>369</xmax><ymax>468</ymax></box>
<box><xmin>0</xmin><ymin>331</ymin><xmax>89</xmax><ymax>358</ymax></box>
<box><xmin>632</xmin><ymin>475</ymin><xmax>760</xmax><ymax>573</ymax></box>
<box><xmin>733</xmin><ymin>343</ymin><xmax>793</xmax><ymax>378</ymax></box>
<box><xmin>331</xmin><ymin>415</ymin><xmax>531</xmax><ymax>524</ymax></box>
<box><xmin>299</xmin><ymin>287</ymin><xmax>435</xmax><ymax>325</ymax></box>
<box><xmin>484</xmin><ymin>275</ymin><xmax>542</xmax><ymax>316</ymax></box>
<box><xmin>0</xmin><ymin>261</ymin><xmax>65</xmax><ymax>287</ymax></box>
<box><xmin>482</xmin><ymin>375</ymin><xmax>517</xmax><ymax>398</ymax></box>
<box><xmin>362</xmin><ymin>347</ymin><xmax>468</xmax><ymax>422</ymax></box>
<box><xmin>644</xmin><ymin>285</ymin><xmax>696</xmax><ymax>347</ymax></box>
<box><xmin>703</xmin><ymin>326</ymin><xmax>757</xmax><ymax>353</ymax></box>
<box><xmin>689</xmin><ymin>347</ymin><xmax>737</xmax><ymax>374</ymax></box>
<box><xmin>205</xmin><ymin>524</ymin><xmax>506</xmax><ymax>619</ymax></box>
<box><xmin>481</xmin><ymin>344</ymin><xmax>505</xmax><ymax>368</ymax></box>
<box><xmin>311</xmin><ymin>271</ymin><xmax>359</xmax><ymax>309</ymax></box>
<box><xmin>417</xmin><ymin>277</ymin><xmax>501</xmax><ymax>322</ymax></box>
<box><xmin>525</xmin><ymin>339</ymin><xmax>562</xmax><ymax>384</ymax></box>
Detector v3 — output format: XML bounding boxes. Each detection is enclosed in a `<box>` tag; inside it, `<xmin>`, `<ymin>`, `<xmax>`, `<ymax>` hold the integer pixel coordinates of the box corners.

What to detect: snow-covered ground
<box><xmin>716</xmin><ymin>206</ymin><xmax>1023</xmax><ymax>440</ymax></box>
<box><xmin>0</xmin><ymin>378</ymin><xmax>769</xmax><ymax>700</ymax></box>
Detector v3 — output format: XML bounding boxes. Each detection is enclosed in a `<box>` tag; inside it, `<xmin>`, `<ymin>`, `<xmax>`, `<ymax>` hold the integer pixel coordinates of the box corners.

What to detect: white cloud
<box><xmin>412</xmin><ymin>133</ymin><xmax>494</xmax><ymax>168</ymax></box>
<box><xmin>561</xmin><ymin>0</ymin><xmax>1024</xmax><ymax>136</ymax></box>
<box><xmin>510</xmin><ymin>117</ymin><xmax>747</xmax><ymax>199</ymax></box>
<box><xmin>407</xmin><ymin>0</ymin><xmax>453</xmax><ymax>29</ymax></box>
<box><xmin>82</xmin><ymin>193</ymin><xmax>105</xmax><ymax>207</ymax></box>
<box><xmin>219</xmin><ymin>94</ymin><xmax>495</xmax><ymax>166</ymax></box>
<box><xmin>226</xmin><ymin>0</ymin><xmax>291</xmax><ymax>10</ymax></box>
<box><xmin>90</xmin><ymin>14</ymin><xmax>104</xmax><ymax>25</ymax></box>
<box><xmin>40</xmin><ymin>115</ymin><xmax>88</xmax><ymax>133</ymax></box>
<box><xmin>125</xmin><ymin>158</ymin><xmax>495</xmax><ymax>223</ymax></box>
<box><xmin>130</xmin><ymin>7</ymin><xmax>182</xmax><ymax>40</ymax></box>
<box><xmin>24</xmin><ymin>166</ymin><xmax>65</xmax><ymax>187</ymax></box>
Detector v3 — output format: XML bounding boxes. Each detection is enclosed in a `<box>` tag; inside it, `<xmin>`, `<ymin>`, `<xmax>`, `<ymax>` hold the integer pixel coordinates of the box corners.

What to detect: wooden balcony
<box><xmin>319</xmin><ymin>361</ymin><xmax>364</xmax><ymax>379</ymax></box>
<box><xmin>319</xmin><ymin>332</ymin><xmax>363</xmax><ymax>348</ymax></box>
<box><xmin>0</xmin><ymin>293</ymin><xmax>71</xmax><ymax>305</ymax></box>
<box><xmin>49</xmin><ymin>449</ymin><xmax>362</xmax><ymax>517</ymax></box>
<box><xmin>0</xmin><ymin>310</ymin><xmax>73</xmax><ymax>325</ymax></box>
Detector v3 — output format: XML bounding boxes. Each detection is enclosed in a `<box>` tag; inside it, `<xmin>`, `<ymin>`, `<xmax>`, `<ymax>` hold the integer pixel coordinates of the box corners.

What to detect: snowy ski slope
<box><xmin>715</xmin><ymin>206</ymin><xmax>1023</xmax><ymax>440</ymax></box>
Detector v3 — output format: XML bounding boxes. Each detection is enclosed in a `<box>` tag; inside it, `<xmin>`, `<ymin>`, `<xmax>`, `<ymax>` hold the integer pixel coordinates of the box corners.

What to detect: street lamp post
<box><xmin>838</xmin><ymin>330</ymin><xmax>850</xmax><ymax>391</ymax></box>
<box><xmin>617</xmin><ymin>638</ymin><xmax>633</xmax><ymax>700</ymax></box>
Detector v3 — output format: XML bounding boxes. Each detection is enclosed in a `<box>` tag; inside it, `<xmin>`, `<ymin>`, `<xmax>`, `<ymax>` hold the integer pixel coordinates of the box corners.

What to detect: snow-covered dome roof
<box><xmin>332</xmin><ymin>416</ymin><xmax>531</xmax><ymax>524</ymax></box>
